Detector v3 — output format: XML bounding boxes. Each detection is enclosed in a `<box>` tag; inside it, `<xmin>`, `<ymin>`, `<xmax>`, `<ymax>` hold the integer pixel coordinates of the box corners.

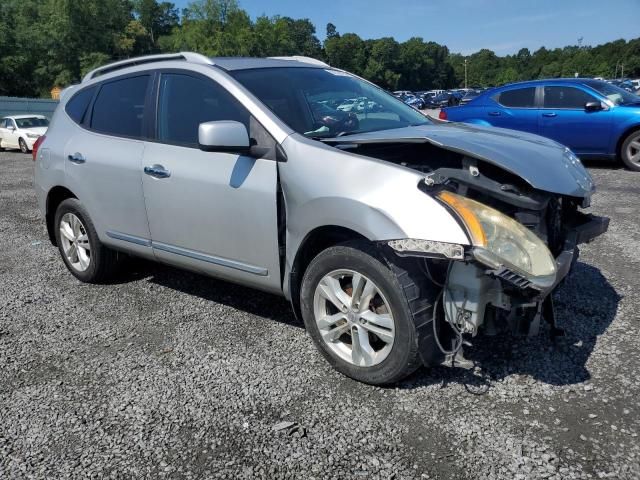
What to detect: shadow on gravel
<box><xmin>117</xmin><ymin>258</ymin><xmax>619</xmax><ymax>390</ymax></box>
<box><xmin>398</xmin><ymin>261</ymin><xmax>621</xmax><ymax>392</ymax></box>
<box><xmin>122</xmin><ymin>258</ymin><xmax>303</xmax><ymax>328</ymax></box>
<box><xmin>582</xmin><ymin>159</ymin><xmax>622</xmax><ymax>170</ymax></box>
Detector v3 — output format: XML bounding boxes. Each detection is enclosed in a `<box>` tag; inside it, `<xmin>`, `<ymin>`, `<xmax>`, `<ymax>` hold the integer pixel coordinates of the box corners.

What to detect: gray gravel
<box><xmin>1</xmin><ymin>150</ymin><xmax>639</xmax><ymax>479</ymax></box>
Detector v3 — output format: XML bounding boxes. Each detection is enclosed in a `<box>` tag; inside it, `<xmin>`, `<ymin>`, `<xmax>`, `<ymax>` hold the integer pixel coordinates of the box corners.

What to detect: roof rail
<box><xmin>82</xmin><ymin>52</ymin><xmax>214</xmax><ymax>82</ymax></box>
<box><xmin>268</xmin><ymin>56</ymin><xmax>329</xmax><ymax>67</ymax></box>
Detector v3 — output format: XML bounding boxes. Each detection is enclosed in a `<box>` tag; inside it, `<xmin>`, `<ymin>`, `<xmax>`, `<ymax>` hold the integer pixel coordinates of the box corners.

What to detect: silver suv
<box><xmin>34</xmin><ymin>52</ymin><xmax>608</xmax><ymax>385</ymax></box>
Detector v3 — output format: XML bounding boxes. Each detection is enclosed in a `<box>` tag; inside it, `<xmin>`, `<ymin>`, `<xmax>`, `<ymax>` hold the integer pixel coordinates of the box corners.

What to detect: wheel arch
<box><xmin>287</xmin><ymin>225</ymin><xmax>369</xmax><ymax>322</ymax></box>
<box><xmin>615</xmin><ymin>124</ymin><xmax>640</xmax><ymax>159</ymax></box>
<box><xmin>45</xmin><ymin>186</ymin><xmax>77</xmax><ymax>246</ymax></box>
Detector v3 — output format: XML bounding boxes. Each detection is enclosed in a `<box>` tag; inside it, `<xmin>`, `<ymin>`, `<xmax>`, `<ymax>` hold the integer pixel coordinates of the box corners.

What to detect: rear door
<box><xmin>487</xmin><ymin>86</ymin><xmax>540</xmax><ymax>134</ymax></box>
<box><xmin>539</xmin><ymin>85</ymin><xmax>612</xmax><ymax>154</ymax></box>
<box><xmin>140</xmin><ymin>71</ymin><xmax>281</xmax><ymax>293</ymax></box>
<box><xmin>63</xmin><ymin>74</ymin><xmax>153</xmax><ymax>257</ymax></box>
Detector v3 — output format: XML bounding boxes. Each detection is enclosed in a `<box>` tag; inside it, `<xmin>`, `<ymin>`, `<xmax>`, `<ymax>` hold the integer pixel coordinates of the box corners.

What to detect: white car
<box><xmin>0</xmin><ymin>115</ymin><xmax>49</xmax><ymax>153</ymax></box>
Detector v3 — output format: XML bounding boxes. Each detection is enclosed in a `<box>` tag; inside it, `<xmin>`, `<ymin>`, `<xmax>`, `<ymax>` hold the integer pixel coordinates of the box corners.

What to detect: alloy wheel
<box><xmin>625</xmin><ymin>133</ymin><xmax>640</xmax><ymax>167</ymax></box>
<box><xmin>19</xmin><ymin>138</ymin><xmax>28</xmax><ymax>154</ymax></box>
<box><xmin>313</xmin><ymin>269</ymin><xmax>395</xmax><ymax>367</ymax></box>
<box><xmin>59</xmin><ymin>213</ymin><xmax>91</xmax><ymax>272</ymax></box>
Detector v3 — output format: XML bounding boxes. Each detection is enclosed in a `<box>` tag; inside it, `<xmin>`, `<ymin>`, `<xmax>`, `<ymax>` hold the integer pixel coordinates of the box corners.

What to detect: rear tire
<box><xmin>19</xmin><ymin>138</ymin><xmax>29</xmax><ymax>154</ymax></box>
<box><xmin>620</xmin><ymin>130</ymin><xmax>640</xmax><ymax>172</ymax></box>
<box><xmin>54</xmin><ymin>198</ymin><xmax>120</xmax><ymax>283</ymax></box>
<box><xmin>300</xmin><ymin>241</ymin><xmax>440</xmax><ymax>385</ymax></box>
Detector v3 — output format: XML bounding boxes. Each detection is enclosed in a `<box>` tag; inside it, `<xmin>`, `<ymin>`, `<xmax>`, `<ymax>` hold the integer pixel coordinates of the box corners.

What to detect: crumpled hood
<box><xmin>325</xmin><ymin>122</ymin><xmax>595</xmax><ymax>198</ymax></box>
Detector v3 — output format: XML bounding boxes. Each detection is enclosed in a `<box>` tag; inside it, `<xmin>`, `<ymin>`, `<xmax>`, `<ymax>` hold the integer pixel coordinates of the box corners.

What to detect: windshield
<box><xmin>231</xmin><ymin>67</ymin><xmax>430</xmax><ymax>138</ymax></box>
<box><xmin>585</xmin><ymin>80</ymin><xmax>639</xmax><ymax>106</ymax></box>
<box><xmin>15</xmin><ymin>117</ymin><xmax>49</xmax><ymax>128</ymax></box>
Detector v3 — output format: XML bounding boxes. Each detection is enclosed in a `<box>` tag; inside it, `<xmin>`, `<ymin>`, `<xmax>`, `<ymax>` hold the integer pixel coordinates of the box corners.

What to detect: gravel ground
<box><xmin>1</xmin><ymin>150</ymin><xmax>639</xmax><ymax>479</ymax></box>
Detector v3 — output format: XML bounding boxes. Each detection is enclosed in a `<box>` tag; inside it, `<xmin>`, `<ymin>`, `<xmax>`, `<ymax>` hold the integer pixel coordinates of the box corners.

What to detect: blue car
<box><xmin>440</xmin><ymin>79</ymin><xmax>640</xmax><ymax>171</ymax></box>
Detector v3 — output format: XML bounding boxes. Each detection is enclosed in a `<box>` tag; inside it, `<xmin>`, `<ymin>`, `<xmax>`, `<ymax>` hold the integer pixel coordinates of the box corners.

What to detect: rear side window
<box><xmin>496</xmin><ymin>87</ymin><xmax>536</xmax><ymax>108</ymax></box>
<box><xmin>543</xmin><ymin>86</ymin><xmax>595</xmax><ymax>109</ymax></box>
<box><xmin>91</xmin><ymin>75</ymin><xmax>149</xmax><ymax>137</ymax></box>
<box><xmin>157</xmin><ymin>73</ymin><xmax>249</xmax><ymax>146</ymax></box>
<box><xmin>65</xmin><ymin>87</ymin><xmax>96</xmax><ymax>124</ymax></box>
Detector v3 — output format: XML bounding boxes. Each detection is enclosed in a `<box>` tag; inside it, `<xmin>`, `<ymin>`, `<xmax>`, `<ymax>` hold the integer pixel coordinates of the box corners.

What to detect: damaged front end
<box><xmin>325</xmin><ymin>125</ymin><xmax>609</xmax><ymax>367</ymax></box>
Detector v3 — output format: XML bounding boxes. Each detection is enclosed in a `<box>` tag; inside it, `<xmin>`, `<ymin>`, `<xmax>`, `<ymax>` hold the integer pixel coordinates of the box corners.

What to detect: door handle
<box><xmin>542</xmin><ymin>112</ymin><xmax>557</xmax><ymax>118</ymax></box>
<box><xmin>67</xmin><ymin>153</ymin><xmax>85</xmax><ymax>164</ymax></box>
<box><xmin>488</xmin><ymin>111</ymin><xmax>501</xmax><ymax>116</ymax></box>
<box><xmin>144</xmin><ymin>164</ymin><xmax>171</xmax><ymax>178</ymax></box>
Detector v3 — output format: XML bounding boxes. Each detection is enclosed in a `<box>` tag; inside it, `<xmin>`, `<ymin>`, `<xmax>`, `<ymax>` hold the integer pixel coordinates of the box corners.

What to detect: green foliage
<box><xmin>1</xmin><ymin>0</ymin><xmax>639</xmax><ymax>98</ymax></box>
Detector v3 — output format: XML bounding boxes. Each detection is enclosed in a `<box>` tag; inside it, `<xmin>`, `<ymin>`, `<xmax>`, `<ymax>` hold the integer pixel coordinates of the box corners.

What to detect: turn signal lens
<box><xmin>437</xmin><ymin>191</ymin><xmax>486</xmax><ymax>246</ymax></box>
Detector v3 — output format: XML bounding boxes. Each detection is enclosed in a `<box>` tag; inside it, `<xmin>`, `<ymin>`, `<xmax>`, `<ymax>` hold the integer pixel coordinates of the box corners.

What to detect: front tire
<box><xmin>300</xmin><ymin>241</ymin><xmax>437</xmax><ymax>385</ymax></box>
<box><xmin>620</xmin><ymin>130</ymin><xmax>640</xmax><ymax>171</ymax></box>
<box><xmin>19</xmin><ymin>138</ymin><xmax>29</xmax><ymax>154</ymax></box>
<box><xmin>54</xmin><ymin>198</ymin><xmax>120</xmax><ymax>283</ymax></box>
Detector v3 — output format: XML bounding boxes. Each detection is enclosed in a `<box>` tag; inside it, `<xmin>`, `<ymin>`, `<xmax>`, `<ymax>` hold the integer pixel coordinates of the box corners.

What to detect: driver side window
<box><xmin>157</xmin><ymin>73</ymin><xmax>250</xmax><ymax>147</ymax></box>
<box><xmin>543</xmin><ymin>86</ymin><xmax>595</xmax><ymax>109</ymax></box>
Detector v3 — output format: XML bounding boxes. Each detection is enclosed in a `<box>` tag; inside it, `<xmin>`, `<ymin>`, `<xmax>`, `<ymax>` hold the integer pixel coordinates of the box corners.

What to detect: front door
<box><xmin>539</xmin><ymin>85</ymin><xmax>612</xmax><ymax>155</ymax></box>
<box><xmin>141</xmin><ymin>72</ymin><xmax>281</xmax><ymax>293</ymax></box>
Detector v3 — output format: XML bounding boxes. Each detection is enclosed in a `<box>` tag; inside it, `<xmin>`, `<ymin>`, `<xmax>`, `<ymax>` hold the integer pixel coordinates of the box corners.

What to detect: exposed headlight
<box><xmin>437</xmin><ymin>191</ymin><xmax>556</xmax><ymax>285</ymax></box>
<box><xmin>26</xmin><ymin>133</ymin><xmax>40</xmax><ymax>139</ymax></box>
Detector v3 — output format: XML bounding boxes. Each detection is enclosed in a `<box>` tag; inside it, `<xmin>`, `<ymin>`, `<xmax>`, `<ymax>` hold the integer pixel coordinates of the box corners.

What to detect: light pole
<box><xmin>464</xmin><ymin>58</ymin><xmax>468</xmax><ymax>89</ymax></box>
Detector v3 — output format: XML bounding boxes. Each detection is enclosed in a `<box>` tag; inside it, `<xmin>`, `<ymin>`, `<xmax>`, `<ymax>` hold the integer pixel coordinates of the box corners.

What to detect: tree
<box><xmin>133</xmin><ymin>0</ymin><xmax>179</xmax><ymax>50</ymax></box>
<box><xmin>1</xmin><ymin>0</ymin><xmax>640</xmax><ymax>97</ymax></box>
<box><xmin>326</xmin><ymin>23</ymin><xmax>338</xmax><ymax>40</ymax></box>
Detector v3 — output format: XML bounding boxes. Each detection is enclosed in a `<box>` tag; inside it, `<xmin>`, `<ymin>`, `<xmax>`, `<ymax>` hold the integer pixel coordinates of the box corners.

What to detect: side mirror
<box><xmin>7</xmin><ymin>126</ymin><xmax>15</xmax><ymax>131</ymax></box>
<box><xmin>198</xmin><ymin>120</ymin><xmax>250</xmax><ymax>154</ymax></box>
<box><xmin>585</xmin><ymin>101</ymin><xmax>603</xmax><ymax>112</ymax></box>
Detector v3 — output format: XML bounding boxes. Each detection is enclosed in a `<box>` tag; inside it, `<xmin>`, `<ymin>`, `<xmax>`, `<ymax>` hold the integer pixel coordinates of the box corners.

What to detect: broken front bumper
<box><xmin>478</xmin><ymin>212</ymin><xmax>609</xmax><ymax>299</ymax></box>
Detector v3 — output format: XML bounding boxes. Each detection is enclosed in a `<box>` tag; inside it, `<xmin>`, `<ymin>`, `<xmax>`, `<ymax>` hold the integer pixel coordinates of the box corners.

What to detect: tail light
<box><xmin>32</xmin><ymin>135</ymin><xmax>45</xmax><ymax>161</ymax></box>
<box><xmin>438</xmin><ymin>109</ymin><xmax>448</xmax><ymax>120</ymax></box>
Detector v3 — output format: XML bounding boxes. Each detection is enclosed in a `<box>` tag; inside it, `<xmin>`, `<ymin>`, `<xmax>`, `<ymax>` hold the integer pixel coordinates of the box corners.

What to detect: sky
<box><xmin>172</xmin><ymin>0</ymin><xmax>640</xmax><ymax>55</ymax></box>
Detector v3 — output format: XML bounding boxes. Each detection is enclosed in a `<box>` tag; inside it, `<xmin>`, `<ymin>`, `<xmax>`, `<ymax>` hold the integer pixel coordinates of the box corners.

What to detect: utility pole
<box><xmin>621</xmin><ymin>63</ymin><xmax>624</xmax><ymax>79</ymax></box>
<box><xmin>464</xmin><ymin>58</ymin><xmax>468</xmax><ymax>89</ymax></box>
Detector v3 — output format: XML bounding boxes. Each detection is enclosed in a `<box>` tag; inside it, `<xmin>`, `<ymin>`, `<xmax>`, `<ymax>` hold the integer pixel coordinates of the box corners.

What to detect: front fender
<box><xmin>279</xmin><ymin>134</ymin><xmax>470</xmax><ymax>300</ymax></box>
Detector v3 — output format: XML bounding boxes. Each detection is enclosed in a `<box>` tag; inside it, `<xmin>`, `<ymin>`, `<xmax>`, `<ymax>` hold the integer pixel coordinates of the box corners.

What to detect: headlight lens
<box><xmin>26</xmin><ymin>133</ymin><xmax>40</xmax><ymax>139</ymax></box>
<box><xmin>438</xmin><ymin>191</ymin><xmax>556</xmax><ymax>280</ymax></box>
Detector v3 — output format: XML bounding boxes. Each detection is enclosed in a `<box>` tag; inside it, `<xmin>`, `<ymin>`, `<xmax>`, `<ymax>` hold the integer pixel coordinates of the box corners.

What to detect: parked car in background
<box><xmin>608</xmin><ymin>79</ymin><xmax>635</xmax><ymax>93</ymax></box>
<box><xmin>423</xmin><ymin>91</ymin><xmax>460</xmax><ymax>108</ymax></box>
<box><xmin>459</xmin><ymin>89</ymin><xmax>482</xmax><ymax>105</ymax></box>
<box><xmin>33</xmin><ymin>53</ymin><xmax>608</xmax><ymax>385</ymax></box>
<box><xmin>403</xmin><ymin>95</ymin><xmax>425</xmax><ymax>109</ymax></box>
<box><xmin>440</xmin><ymin>78</ymin><xmax>640</xmax><ymax>171</ymax></box>
<box><xmin>0</xmin><ymin>115</ymin><xmax>49</xmax><ymax>153</ymax></box>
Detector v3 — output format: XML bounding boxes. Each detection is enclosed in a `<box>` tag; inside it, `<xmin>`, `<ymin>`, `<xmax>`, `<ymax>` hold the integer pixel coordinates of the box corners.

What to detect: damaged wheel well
<box><xmin>289</xmin><ymin>225</ymin><xmax>368</xmax><ymax>321</ymax></box>
<box><xmin>46</xmin><ymin>186</ymin><xmax>77</xmax><ymax>246</ymax></box>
